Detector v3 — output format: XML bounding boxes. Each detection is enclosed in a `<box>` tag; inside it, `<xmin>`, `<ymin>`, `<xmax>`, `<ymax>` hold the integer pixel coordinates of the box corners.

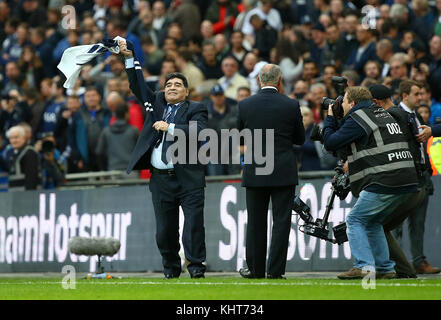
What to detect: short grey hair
<box><xmin>390</xmin><ymin>4</ymin><xmax>408</xmax><ymax>18</ymax></box>
<box><xmin>258</xmin><ymin>64</ymin><xmax>282</xmax><ymax>86</ymax></box>
<box><xmin>6</xmin><ymin>125</ymin><xmax>26</xmax><ymax>139</ymax></box>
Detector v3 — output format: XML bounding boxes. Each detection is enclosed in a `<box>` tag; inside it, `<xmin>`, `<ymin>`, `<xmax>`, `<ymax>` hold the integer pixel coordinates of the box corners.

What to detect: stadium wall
<box><xmin>0</xmin><ymin>177</ymin><xmax>440</xmax><ymax>273</ymax></box>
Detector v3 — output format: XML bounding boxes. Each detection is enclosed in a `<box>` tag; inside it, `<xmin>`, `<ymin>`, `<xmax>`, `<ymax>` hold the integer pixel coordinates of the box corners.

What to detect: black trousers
<box><xmin>245</xmin><ymin>185</ymin><xmax>296</xmax><ymax>277</ymax></box>
<box><xmin>149</xmin><ymin>172</ymin><xmax>206</xmax><ymax>276</ymax></box>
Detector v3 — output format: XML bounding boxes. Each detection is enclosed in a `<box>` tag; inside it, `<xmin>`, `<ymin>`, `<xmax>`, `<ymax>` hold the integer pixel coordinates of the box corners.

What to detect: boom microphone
<box><xmin>68</xmin><ymin>237</ymin><xmax>121</xmax><ymax>257</ymax></box>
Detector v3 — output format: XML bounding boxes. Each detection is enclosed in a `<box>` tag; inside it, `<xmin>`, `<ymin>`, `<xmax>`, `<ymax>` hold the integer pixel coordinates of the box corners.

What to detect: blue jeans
<box><xmin>346</xmin><ymin>191</ymin><xmax>410</xmax><ymax>273</ymax></box>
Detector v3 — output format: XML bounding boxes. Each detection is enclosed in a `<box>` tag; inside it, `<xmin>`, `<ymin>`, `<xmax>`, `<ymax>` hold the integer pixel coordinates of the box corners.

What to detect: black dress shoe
<box><xmin>190</xmin><ymin>270</ymin><xmax>205</xmax><ymax>279</ymax></box>
<box><xmin>396</xmin><ymin>273</ymin><xmax>418</xmax><ymax>279</ymax></box>
<box><xmin>164</xmin><ymin>273</ymin><xmax>180</xmax><ymax>280</ymax></box>
<box><xmin>267</xmin><ymin>274</ymin><xmax>286</xmax><ymax>279</ymax></box>
<box><xmin>239</xmin><ymin>268</ymin><xmax>264</xmax><ymax>279</ymax></box>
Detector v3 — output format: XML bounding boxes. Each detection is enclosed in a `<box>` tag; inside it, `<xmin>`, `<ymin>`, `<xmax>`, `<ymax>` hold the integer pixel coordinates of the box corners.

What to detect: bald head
<box><xmin>258</xmin><ymin>64</ymin><xmax>282</xmax><ymax>87</ymax></box>
<box><xmin>106</xmin><ymin>91</ymin><xmax>125</xmax><ymax>111</ymax></box>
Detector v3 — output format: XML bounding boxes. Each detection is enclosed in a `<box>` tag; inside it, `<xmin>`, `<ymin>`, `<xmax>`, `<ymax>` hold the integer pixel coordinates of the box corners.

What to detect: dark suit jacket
<box><xmin>125</xmin><ymin>67</ymin><xmax>208</xmax><ymax>190</ymax></box>
<box><xmin>238</xmin><ymin>88</ymin><xmax>305</xmax><ymax>187</ymax></box>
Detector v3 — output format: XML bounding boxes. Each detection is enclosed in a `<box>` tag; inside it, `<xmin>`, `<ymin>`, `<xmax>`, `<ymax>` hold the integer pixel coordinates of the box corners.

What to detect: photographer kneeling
<box><xmin>323</xmin><ymin>86</ymin><xmax>418</xmax><ymax>279</ymax></box>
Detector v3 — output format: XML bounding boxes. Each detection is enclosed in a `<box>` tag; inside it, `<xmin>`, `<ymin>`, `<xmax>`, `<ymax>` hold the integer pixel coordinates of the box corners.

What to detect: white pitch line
<box><xmin>0</xmin><ymin>281</ymin><xmax>441</xmax><ymax>288</ymax></box>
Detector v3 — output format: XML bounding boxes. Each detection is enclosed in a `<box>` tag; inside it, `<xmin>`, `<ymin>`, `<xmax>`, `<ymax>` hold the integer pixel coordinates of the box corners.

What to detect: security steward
<box><xmin>323</xmin><ymin>86</ymin><xmax>418</xmax><ymax>280</ymax></box>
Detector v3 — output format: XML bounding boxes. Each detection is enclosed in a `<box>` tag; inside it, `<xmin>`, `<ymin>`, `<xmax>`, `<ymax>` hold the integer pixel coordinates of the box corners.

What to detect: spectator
<box><xmin>3</xmin><ymin>125</ymin><xmax>39</xmax><ymax>190</ymax></box>
<box><xmin>127</xmin><ymin>8</ymin><xmax>159</xmax><ymax>47</ymax></box>
<box><xmin>37</xmin><ymin>77</ymin><xmax>66</xmax><ymax>139</ymax></box>
<box><xmin>293</xmin><ymin>106</ymin><xmax>322</xmax><ymax>171</ymax></box>
<box><xmin>376</xmin><ymin>38</ymin><xmax>395</xmax><ymax>79</ymax></box>
<box><xmin>419</xmin><ymin>84</ymin><xmax>441</xmax><ymax>125</ymax></box>
<box><xmin>226</xmin><ymin>30</ymin><xmax>249</xmax><ymax>68</ymax></box>
<box><xmin>0</xmin><ymin>90</ymin><xmax>32</xmax><ymax>140</ymax></box>
<box><xmin>301</xmin><ymin>58</ymin><xmax>320</xmax><ymax>87</ymax></box>
<box><xmin>345</xmin><ymin>25</ymin><xmax>378</xmax><ymax>75</ymax></box>
<box><xmin>52</xmin><ymin>30</ymin><xmax>80</xmax><ymax>66</ymax></box>
<box><xmin>39</xmin><ymin>136</ymin><xmax>65</xmax><ymax>189</ymax></box>
<box><xmin>205</xmin><ymin>0</ymin><xmax>238</xmax><ymax>36</ymax></box>
<box><xmin>2</xmin><ymin>22</ymin><xmax>30</xmax><ymax>63</ymax></box>
<box><xmin>274</xmin><ymin>39</ymin><xmax>303</xmax><ymax>94</ymax></box>
<box><xmin>324</xmin><ymin>23</ymin><xmax>341</xmax><ymax>65</ymax></box>
<box><xmin>309</xmin><ymin>23</ymin><xmax>328</xmax><ymax>70</ymax></box>
<box><xmin>1</xmin><ymin>61</ymin><xmax>25</xmax><ymax>95</ymax></box>
<box><xmin>175</xmin><ymin>47</ymin><xmax>205</xmax><ymax>91</ymax></box>
<box><xmin>141</xmin><ymin>34</ymin><xmax>166</xmax><ymax>76</ymax></box>
<box><xmin>236</xmin><ymin>86</ymin><xmax>251</xmax><ymax>102</ymax></box>
<box><xmin>0</xmin><ymin>2</ymin><xmax>11</xmax><ymax>45</ymax></box>
<box><xmin>321</xmin><ymin>64</ymin><xmax>338</xmax><ymax>99</ymax></box>
<box><xmin>214</xmin><ymin>33</ymin><xmax>230</xmax><ymax>61</ymax></box>
<box><xmin>152</xmin><ymin>1</ymin><xmax>172</xmax><ymax>48</ymax></box>
<box><xmin>218</xmin><ymin>55</ymin><xmax>250</xmax><ymax>100</ymax></box>
<box><xmin>107</xmin><ymin>18</ymin><xmax>144</xmax><ymax>65</ymax></box>
<box><xmin>17</xmin><ymin>45</ymin><xmax>44</xmax><ymax>89</ymax></box>
<box><xmin>428</xmin><ymin>35</ymin><xmax>441</xmax><ymax>101</ymax></box>
<box><xmin>92</xmin><ymin>0</ymin><xmax>109</xmax><ymax>31</ymax></box>
<box><xmin>17</xmin><ymin>0</ymin><xmax>46</xmax><ymax>28</ymax></box>
<box><xmin>309</xmin><ymin>82</ymin><xmax>328</xmax><ymax>124</ymax></box>
<box><xmin>29</xmin><ymin>27</ymin><xmax>55</xmax><ymax>77</ymax></box>
<box><xmin>196</xmin><ymin>41</ymin><xmax>223</xmax><ymax>80</ymax></box>
<box><xmin>206</xmin><ymin>84</ymin><xmax>240</xmax><ymax>176</ymax></box>
<box><xmin>200</xmin><ymin>20</ymin><xmax>215</xmax><ymax>42</ymax></box>
<box><xmin>167</xmin><ymin>0</ymin><xmax>201</xmax><ymax>42</ymax></box>
<box><xmin>417</xmin><ymin>103</ymin><xmax>431</xmax><ymax>125</ymax></box>
<box><xmin>54</xmin><ymin>94</ymin><xmax>82</xmax><ymax>173</ymax></box>
<box><xmin>241</xmin><ymin>0</ymin><xmax>283</xmax><ymax>42</ymax></box>
<box><xmin>389</xmin><ymin>53</ymin><xmax>409</xmax><ymax>81</ymax></box>
<box><xmin>167</xmin><ymin>22</ymin><xmax>184</xmax><ymax>44</ymax></box>
<box><xmin>76</xmin><ymin>86</ymin><xmax>111</xmax><ymax>171</ymax></box>
<box><xmin>334</xmin><ymin>13</ymin><xmax>359</xmax><ymax>69</ymax></box>
<box><xmin>107</xmin><ymin>91</ymin><xmax>144</xmax><ymax>132</ymax></box>
<box><xmin>20</xmin><ymin>87</ymin><xmax>44</xmax><ymax>138</ymax></box>
<box><xmin>248</xmin><ymin>13</ymin><xmax>278</xmax><ymax>61</ymax></box>
<box><xmin>96</xmin><ymin>103</ymin><xmax>139</xmax><ymax>173</ymax></box>
<box><xmin>364</xmin><ymin>60</ymin><xmax>382</xmax><ymax>81</ymax></box>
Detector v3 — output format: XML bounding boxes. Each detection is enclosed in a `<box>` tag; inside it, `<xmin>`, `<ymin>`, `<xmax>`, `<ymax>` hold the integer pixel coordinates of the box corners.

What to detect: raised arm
<box><xmin>118</xmin><ymin>40</ymin><xmax>155</xmax><ymax>104</ymax></box>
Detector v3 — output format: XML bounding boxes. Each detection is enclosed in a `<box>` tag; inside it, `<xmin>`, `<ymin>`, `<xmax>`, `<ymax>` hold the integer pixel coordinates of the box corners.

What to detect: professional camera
<box><xmin>292</xmin><ymin>160</ymin><xmax>350</xmax><ymax>245</ymax></box>
<box><xmin>320</xmin><ymin>76</ymin><xmax>348</xmax><ymax>120</ymax></box>
<box><xmin>42</xmin><ymin>140</ymin><xmax>55</xmax><ymax>154</ymax></box>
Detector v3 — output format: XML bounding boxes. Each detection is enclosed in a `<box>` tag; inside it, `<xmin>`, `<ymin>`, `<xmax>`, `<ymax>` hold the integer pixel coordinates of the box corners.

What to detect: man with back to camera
<box><xmin>119</xmin><ymin>40</ymin><xmax>208</xmax><ymax>279</ymax></box>
<box><xmin>323</xmin><ymin>86</ymin><xmax>419</xmax><ymax>279</ymax></box>
<box><xmin>238</xmin><ymin>64</ymin><xmax>305</xmax><ymax>279</ymax></box>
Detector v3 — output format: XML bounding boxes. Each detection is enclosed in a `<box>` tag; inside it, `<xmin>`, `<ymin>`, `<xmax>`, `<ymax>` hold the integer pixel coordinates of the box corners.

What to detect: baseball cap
<box><xmin>211</xmin><ymin>84</ymin><xmax>224</xmax><ymax>95</ymax></box>
<box><xmin>369</xmin><ymin>84</ymin><xmax>393</xmax><ymax>100</ymax></box>
<box><xmin>312</xmin><ymin>23</ymin><xmax>325</xmax><ymax>32</ymax></box>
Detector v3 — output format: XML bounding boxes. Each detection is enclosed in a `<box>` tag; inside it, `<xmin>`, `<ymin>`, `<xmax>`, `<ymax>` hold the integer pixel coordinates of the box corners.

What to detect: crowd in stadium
<box><xmin>0</xmin><ymin>0</ymin><xmax>441</xmax><ymax>191</ymax></box>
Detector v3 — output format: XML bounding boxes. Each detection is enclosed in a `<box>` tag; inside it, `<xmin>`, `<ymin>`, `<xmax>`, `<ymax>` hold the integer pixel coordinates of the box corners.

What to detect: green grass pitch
<box><xmin>1</xmin><ymin>275</ymin><xmax>441</xmax><ymax>300</ymax></box>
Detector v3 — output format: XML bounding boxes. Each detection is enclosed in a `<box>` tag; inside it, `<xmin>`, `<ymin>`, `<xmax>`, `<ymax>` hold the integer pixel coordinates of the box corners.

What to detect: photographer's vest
<box><xmin>347</xmin><ymin>106</ymin><xmax>418</xmax><ymax>197</ymax></box>
<box><xmin>8</xmin><ymin>145</ymin><xmax>39</xmax><ymax>191</ymax></box>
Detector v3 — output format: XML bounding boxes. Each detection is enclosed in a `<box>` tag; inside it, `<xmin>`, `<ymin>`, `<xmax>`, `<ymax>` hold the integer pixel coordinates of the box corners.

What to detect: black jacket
<box><xmin>238</xmin><ymin>88</ymin><xmax>305</xmax><ymax>187</ymax></box>
<box><xmin>125</xmin><ymin>67</ymin><xmax>208</xmax><ymax>191</ymax></box>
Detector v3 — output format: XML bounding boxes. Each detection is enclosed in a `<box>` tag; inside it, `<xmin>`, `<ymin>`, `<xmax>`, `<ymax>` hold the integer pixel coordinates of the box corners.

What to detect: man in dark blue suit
<box><xmin>120</xmin><ymin>42</ymin><xmax>208</xmax><ymax>279</ymax></box>
<box><xmin>238</xmin><ymin>64</ymin><xmax>305</xmax><ymax>279</ymax></box>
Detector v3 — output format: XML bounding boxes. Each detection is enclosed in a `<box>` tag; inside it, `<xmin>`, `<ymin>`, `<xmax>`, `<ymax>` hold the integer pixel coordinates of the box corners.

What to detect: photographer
<box><xmin>323</xmin><ymin>86</ymin><xmax>419</xmax><ymax>280</ymax></box>
<box><xmin>39</xmin><ymin>136</ymin><xmax>65</xmax><ymax>190</ymax></box>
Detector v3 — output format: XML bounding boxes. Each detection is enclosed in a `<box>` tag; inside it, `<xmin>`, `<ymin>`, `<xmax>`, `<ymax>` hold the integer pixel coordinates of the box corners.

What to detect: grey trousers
<box><xmin>392</xmin><ymin>188</ymin><xmax>429</xmax><ymax>268</ymax></box>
